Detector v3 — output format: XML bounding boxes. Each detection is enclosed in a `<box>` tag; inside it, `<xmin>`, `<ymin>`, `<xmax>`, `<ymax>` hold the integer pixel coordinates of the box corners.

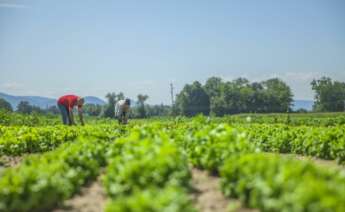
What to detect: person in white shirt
<box><xmin>115</xmin><ymin>98</ymin><xmax>131</xmax><ymax>124</ymax></box>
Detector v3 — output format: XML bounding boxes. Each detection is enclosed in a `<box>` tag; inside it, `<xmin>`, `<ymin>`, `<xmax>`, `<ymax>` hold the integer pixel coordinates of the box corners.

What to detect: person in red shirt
<box><xmin>57</xmin><ymin>95</ymin><xmax>85</xmax><ymax>125</ymax></box>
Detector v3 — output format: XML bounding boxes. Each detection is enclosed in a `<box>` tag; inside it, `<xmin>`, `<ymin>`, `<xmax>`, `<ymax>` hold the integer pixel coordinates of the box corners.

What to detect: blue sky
<box><xmin>1</xmin><ymin>0</ymin><xmax>344</xmax><ymax>104</ymax></box>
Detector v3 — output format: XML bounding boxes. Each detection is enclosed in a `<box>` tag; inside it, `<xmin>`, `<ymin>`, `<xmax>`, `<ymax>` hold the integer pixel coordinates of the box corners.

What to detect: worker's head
<box><xmin>77</xmin><ymin>97</ymin><xmax>85</xmax><ymax>107</ymax></box>
<box><xmin>125</xmin><ymin>98</ymin><xmax>131</xmax><ymax>106</ymax></box>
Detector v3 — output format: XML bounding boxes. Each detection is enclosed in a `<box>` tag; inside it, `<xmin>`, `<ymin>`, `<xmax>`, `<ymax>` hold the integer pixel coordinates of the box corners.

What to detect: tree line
<box><xmin>0</xmin><ymin>76</ymin><xmax>344</xmax><ymax>117</ymax></box>
<box><xmin>173</xmin><ymin>76</ymin><xmax>345</xmax><ymax>116</ymax></box>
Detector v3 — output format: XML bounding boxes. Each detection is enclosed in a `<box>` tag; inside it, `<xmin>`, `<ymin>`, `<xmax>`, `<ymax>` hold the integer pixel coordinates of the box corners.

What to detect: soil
<box><xmin>0</xmin><ymin>156</ymin><xmax>23</xmax><ymax>167</ymax></box>
<box><xmin>190</xmin><ymin>168</ymin><xmax>257</xmax><ymax>212</ymax></box>
<box><xmin>53</xmin><ymin>175</ymin><xmax>106</xmax><ymax>212</ymax></box>
<box><xmin>281</xmin><ymin>153</ymin><xmax>344</xmax><ymax>170</ymax></box>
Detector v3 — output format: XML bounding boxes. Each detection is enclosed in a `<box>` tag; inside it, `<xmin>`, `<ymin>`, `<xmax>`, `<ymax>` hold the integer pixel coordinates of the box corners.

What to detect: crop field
<box><xmin>0</xmin><ymin>112</ymin><xmax>345</xmax><ymax>212</ymax></box>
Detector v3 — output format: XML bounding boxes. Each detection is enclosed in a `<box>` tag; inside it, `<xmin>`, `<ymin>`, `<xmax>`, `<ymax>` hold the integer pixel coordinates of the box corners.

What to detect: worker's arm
<box><xmin>78</xmin><ymin>108</ymin><xmax>85</xmax><ymax>126</ymax></box>
<box><xmin>68</xmin><ymin>108</ymin><xmax>76</xmax><ymax>125</ymax></box>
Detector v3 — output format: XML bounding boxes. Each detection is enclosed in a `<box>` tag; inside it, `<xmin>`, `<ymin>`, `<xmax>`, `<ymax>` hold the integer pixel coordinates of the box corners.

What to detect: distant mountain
<box><xmin>292</xmin><ymin>100</ymin><xmax>314</xmax><ymax>111</ymax></box>
<box><xmin>84</xmin><ymin>96</ymin><xmax>106</xmax><ymax>105</ymax></box>
<box><xmin>0</xmin><ymin>92</ymin><xmax>106</xmax><ymax>109</ymax></box>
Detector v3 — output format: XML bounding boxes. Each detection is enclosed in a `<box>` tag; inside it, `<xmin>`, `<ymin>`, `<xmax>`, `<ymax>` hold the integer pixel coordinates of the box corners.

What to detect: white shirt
<box><xmin>115</xmin><ymin>100</ymin><xmax>129</xmax><ymax>117</ymax></box>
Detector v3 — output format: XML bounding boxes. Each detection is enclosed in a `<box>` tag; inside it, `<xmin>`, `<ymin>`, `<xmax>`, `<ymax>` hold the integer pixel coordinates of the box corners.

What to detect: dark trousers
<box><xmin>118</xmin><ymin>111</ymin><xmax>127</xmax><ymax>124</ymax></box>
<box><xmin>58</xmin><ymin>103</ymin><xmax>71</xmax><ymax>125</ymax></box>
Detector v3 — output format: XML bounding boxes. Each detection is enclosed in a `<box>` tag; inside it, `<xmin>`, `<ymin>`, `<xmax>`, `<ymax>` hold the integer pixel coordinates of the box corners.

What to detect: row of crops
<box><xmin>0</xmin><ymin>117</ymin><xmax>345</xmax><ymax>211</ymax></box>
<box><xmin>2</xmin><ymin>120</ymin><xmax>344</xmax><ymax>164</ymax></box>
<box><xmin>179</xmin><ymin>123</ymin><xmax>345</xmax><ymax>211</ymax></box>
<box><xmin>2</xmin><ymin>109</ymin><xmax>345</xmax><ymax>127</ymax></box>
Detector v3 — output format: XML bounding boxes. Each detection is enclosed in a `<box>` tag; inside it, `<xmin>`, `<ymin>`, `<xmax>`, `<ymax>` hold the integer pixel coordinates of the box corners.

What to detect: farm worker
<box><xmin>57</xmin><ymin>95</ymin><xmax>85</xmax><ymax>126</ymax></box>
<box><xmin>115</xmin><ymin>98</ymin><xmax>131</xmax><ymax>124</ymax></box>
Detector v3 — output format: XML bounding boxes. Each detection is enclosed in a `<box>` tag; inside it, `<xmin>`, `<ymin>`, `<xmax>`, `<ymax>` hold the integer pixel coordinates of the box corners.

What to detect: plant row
<box><xmin>179</xmin><ymin>123</ymin><xmax>345</xmax><ymax>211</ymax></box>
<box><xmin>241</xmin><ymin>124</ymin><xmax>345</xmax><ymax>164</ymax></box>
<box><xmin>223</xmin><ymin>113</ymin><xmax>345</xmax><ymax>126</ymax></box>
<box><xmin>103</xmin><ymin>125</ymin><xmax>196</xmax><ymax>212</ymax></box>
<box><xmin>221</xmin><ymin>153</ymin><xmax>345</xmax><ymax>212</ymax></box>
<box><xmin>0</xmin><ymin>124</ymin><xmax>124</xmax><ymax>155</ymax></box>
<box><xmin>0</xmin><ymin>137</ymin><xmax>111</xmax><ymax>212</ymax></box>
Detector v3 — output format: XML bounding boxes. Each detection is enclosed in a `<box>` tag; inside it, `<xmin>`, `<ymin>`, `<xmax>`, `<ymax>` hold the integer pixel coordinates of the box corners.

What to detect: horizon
<box><xmin>1</xmin><ymin>0</ymin><xmax>344</xmax><ymax>104</ymax></box>
<box><xmin>0</xmin><ymin>91</ymin><xmax>315</xmax><ymax>103</ymax></box>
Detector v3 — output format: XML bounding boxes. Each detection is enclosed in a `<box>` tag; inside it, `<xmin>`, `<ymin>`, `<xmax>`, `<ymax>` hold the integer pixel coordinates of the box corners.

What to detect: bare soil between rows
<box><xmin>53</xmin><ymin>175</ymin><xmax>106</xmax><ymax>212</ymax></box>
<box><xmin>280</xmin><ymin>153</ymin><xmax>344</xmax><ymax>170</ymax></box>
<box><xmin>0</xmin><ymin>155</ymin><xmax>23</xmax><ymax>167</ymax></box>
<box><xmin>190</xmin><ymin>168</ymin><xmax>257</xmax><ymax>212</ymax></box>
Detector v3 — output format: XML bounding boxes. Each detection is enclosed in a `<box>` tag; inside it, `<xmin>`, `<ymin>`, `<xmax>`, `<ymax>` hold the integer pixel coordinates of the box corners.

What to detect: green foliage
<box><xmin>0</xmin><ymin>98</ymin><xmax>13</xmax><ymax>112</ymax></box>
<box><xmin>145</xmin><ymin>104</ymin><xmax>171</xmax><ymax>117</ymax></box>
<box><xmin>244</xmin><ymin>124</ymin><xmax>345</xmax><ymax>164</ymax></box>
<box><xmin>0</xmin><ymin>138</ymin><xmax>110</xmax><ymax>212</ymax></box>
<box><xmin>176</xmin><ymin>81</ymin><xmax>210</xmax><ymax>116</ymax></box>
<box><xmin>224</xmin><ymin>113</ymin><xmax>345</xmax><ymax>126</ymax></box>
<box><xmin>0</xmin><ymin>124</ymin><xmax>121</xmax><ymax>156</ymax></box>
<box><xmin>178</xmin><ymin>77</ymin><xmax>294</xmax><ymax>116</ymax></box>
<box><xmin>103</xmin><ymin>125</ymin><xmax>194</xmax><ymax>211</ymax></box>
<box><xmin>0</xmin><ymin>110</ymin><xmax>59</xmax><ymax>126</ymax></box>
<box><xmin>181</xmin><ymin>123</ymin><xmax>255</xmax><ymax>172</ymax></box>
<box><xmin>0</xmin><ymin>113</ymin><xmax>344</xmax><ymax>212</ymax></box>
<box><xmin>16</xmin><ymin>101</ymin><xmax>43</xmax><ymax>114</ymax></box>
<box><xmin>220</xmin><ymin>153</ymin><xmax>345</xmax><ymax>212</ymax></box>
<box><xmin>136</xmin><ymin>94</ymin><xmax>149</xmax><ymax>118</ymax></box>
<box><xmin>311</xmin><ymin>77</ymin><xmax>345</xmax><ymax>112</ymax></box>
<box><xmin>83</xmin><ymin>103</ymin><xmax>102</xmax><ymax>116</ymax></box>
<box><xmin>103</xmin><ymin>92</ymin><xmax>117</xmax><ymax>118</ymax></box>
<box><xmin>262</xmin><ymin>78</ymin><xmax>293</xmax><ymax>112</ymax></box>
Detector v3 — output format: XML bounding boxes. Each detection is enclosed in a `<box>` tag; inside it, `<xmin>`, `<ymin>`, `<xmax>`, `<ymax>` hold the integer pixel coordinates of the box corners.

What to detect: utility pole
<box><xmin>170</xmin><ymin>83</ymin><xmax>174</xmax><ymax>106</ymax></box>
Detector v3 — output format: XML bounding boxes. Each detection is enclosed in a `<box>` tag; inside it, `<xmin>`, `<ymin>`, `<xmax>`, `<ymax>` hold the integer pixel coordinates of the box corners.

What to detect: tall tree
<box><xmin>83</xmin><ymin>104</ymin><xmax>103</xmax><ymax>116</ymax></box>
<box><xmin>204</xmin><ymin>77</ymin><xmax>224</xmax><ymax>116</ymax></box>
<box><xmin>204</xmin><ymin>77</ymin><xmax>223</xmax><ymax>97</ymax></box>
<box><xmin>16</xmin><ymin>101</ymin><xmax>43</xmax><ymax>114</ymax></box>
<box><xmin>137</xmin><ymin>94</ymin><xmax>149</xmax><ymax>118</ymax></box>
<box><xmin>248</xmin><ymin>82</ymin><xmax>266</xmax><ymax>113</ymax></box>
<box><xmin>116</xmin><ymin>92</ymin><xmax>125</xmax><ymax>101</ymax></box>
<box><xmin>311</xmin><ymin>77</ymin><xmax>345</xmax><ymax>112</ymax></box>
<box><xmin>0</xmin><ymin>98</ymin><xmax>13</xmax><ymax>112</ymax></box>
<box><xmin>104</xmin><ymin>92</ymin><xmax>116</xmax><ymax>118</ymax></box>
<box><xmin>176</xmin><ymin>81</ymin><xmax>210</xmax><ymax>116</ymax></box>
<box><xmin>46</xmin><ymin>105</ymin><xmax>59</xmax><ymax>114</ymax></box>
<box><xmin>16</xmin><ymin>101</ymin><xmax>32</xmax><ymax>114</ymax></box>
<box><xmin>261</xmin><ymin>78</ymin><xmax>293</xmax><ymax>112</ymax></box>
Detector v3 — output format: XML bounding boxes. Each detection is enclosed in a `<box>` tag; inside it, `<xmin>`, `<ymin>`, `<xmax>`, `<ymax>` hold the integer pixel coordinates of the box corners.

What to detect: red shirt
<box><xmin>57</xmin><ymin>95</ymin><xmax>81</xmax><ymax>110</ymax></box>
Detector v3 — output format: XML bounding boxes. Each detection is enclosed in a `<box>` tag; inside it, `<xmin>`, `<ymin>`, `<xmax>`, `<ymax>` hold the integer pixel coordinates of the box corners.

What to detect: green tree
<box><xmin>16</xmin><ymin>101</ymin><xmax>43</xmax><ymax>114</ymax></box>
<box><xmin>46</xmin><ymin>105</ymin><xmax>59</xmax><ymax>114</ymax></box>
<box><xmin>204</xmin><ymin>77</ymin><xmax>223</xmax><ymax>97</ymax></box>
<box><xmin>204</xmin><ymin>77</ymin><xmax>224</xmax><ymax>116</ymax></box>
<box><xmin>176</xmin><ymin>81</ymin><xmax>210</xmax><ymax>116</ymax></box>
<box><xmin>261</xmin><ymin>78</ymin><xmax>293</xmax><ymax>112</ymax></box>
<box><xmin>104</xmin><ymin>92</ymin><xmax>116</xmax><ymax>118</ymax></box>
<box><xmin>0</xmin><ymin>98</ymin><xmax>13</xmax><ymax>112</ymax></box>
<box><xmin>311</xmin><ymin>77</ymin><xmax>345</xmax><ymax>112</ymax></box>
<box><xmin>137</xmin><ymin>94</ymin><xmax>149</xmax><ymax>118</ymax></box>
<box><xmin>116</xmin><ymin>92</ymin><xmax>125</xmax><ymax>101</ymax></box>
<box><xmin>248</xmin><ymin>82</ymin><xmax>266</xmax><ymax>113</ymax></box>
<box><xmin>146</xmin><ymin>104</ymin><xmax>171</xmax><ymax>117</ymax></box>
<box><xmin>83</xmin><ymin>103</ymin><xmax>103</xmax><ymax>116</ymax></box>
<box><xmin>17</xmin><ymin>101</ymin><xmax>32</xmax><ymax>114</ymax></box>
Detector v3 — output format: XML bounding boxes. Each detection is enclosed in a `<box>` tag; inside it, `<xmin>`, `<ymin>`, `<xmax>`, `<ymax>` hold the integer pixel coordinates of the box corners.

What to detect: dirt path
<box><xmin>53</xmin><ymin>175</ymin><xmax>106</xmax><ymax>212</ymax></box>
<box><xmin>191</xmin><ymin>168</ymin><xmax>256</xmax><ymax>212</ymax></box>
<box><xmin>0</xmin><ymin>156</ymin><xmax>23</xmax><ymax>168</ymax></box>
<box><xmin>280</xmin><ymin>153</ymin><xmax>344</xmax><ymax>170</ymax></box>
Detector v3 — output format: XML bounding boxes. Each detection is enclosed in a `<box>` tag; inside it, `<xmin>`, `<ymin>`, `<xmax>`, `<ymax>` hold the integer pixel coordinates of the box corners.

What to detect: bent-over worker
<box><xmin>115</xmin><ymin>98</ymin><xmax>131</xmax><ymax>124</ymax></box>
<box><xmin>57</xmin><ymin>95</ymin><xmax>85</xmax><ymax>126</ymax></box>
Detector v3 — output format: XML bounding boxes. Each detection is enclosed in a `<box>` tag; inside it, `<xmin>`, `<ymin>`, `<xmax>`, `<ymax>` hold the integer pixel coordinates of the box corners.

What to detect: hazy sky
<box><xmin>1</xmin><ymin>0</ymin><xmax>345</xmax><ymax>104</ymax></box>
